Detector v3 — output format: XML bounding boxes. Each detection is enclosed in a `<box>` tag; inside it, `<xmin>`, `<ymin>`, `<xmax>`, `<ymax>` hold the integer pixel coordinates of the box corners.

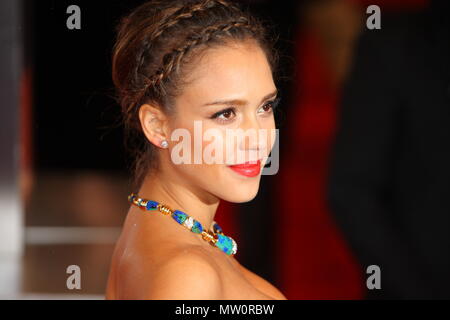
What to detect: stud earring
<box><xmin>160</xmin><ymin>140</ymin><xmax>169</xmax><ymax>148</ymax></box>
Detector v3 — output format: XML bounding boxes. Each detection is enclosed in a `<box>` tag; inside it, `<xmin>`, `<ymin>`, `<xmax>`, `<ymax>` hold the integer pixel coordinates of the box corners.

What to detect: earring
<box><xmin>160</xmin><ymin>140</ymin><xmax>169</xmax><ymax>148</ymax></box>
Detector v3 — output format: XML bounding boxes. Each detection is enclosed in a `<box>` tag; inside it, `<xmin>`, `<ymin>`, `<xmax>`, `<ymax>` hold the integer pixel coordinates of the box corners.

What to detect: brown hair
<box><xmin>111</xmin><ymin>0</ymin><xmax>279</xmax><ymax>189</ymax></box>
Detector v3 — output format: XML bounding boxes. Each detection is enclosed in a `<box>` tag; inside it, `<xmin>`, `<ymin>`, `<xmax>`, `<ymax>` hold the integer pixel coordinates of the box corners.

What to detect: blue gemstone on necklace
<box><xmin>191</xmin><ymin>220</ymin><xmax>203</xmax><ymax>234</ymax></box>
<box><xmin>172</xmin><ymin>210</ymin><xmax>187</xmax><ymax>224</ymax></box>
<box><xmin>214</xmin><ymin>234</ymin><xmax>233</xmax><ymax>255</ymax></box>
<box><xmin>146</xmin><ymin>200</ymin><xmax>158</xmax><ymax>210</ymax></box>
<box><xmin>212</xmin><ymin>222</ymin><xmax>223</xmax><ymax>234</ymax></box>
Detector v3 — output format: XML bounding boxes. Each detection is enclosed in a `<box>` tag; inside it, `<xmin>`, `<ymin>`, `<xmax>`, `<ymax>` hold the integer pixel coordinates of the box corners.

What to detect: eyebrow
<box><xmin>202</xmin><ymin>89</ymin><xmax>278</xmax><ymax>107</ymax></box>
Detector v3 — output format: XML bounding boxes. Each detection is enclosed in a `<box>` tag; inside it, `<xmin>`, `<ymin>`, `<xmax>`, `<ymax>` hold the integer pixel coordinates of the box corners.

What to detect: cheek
<box><xmin>202</xmin><ymin>126</ymin><xmax>227</xmax><ymax>164</ymax></box>
<box><xmin>267</xmin><ymin>121</ymin><xmax>277</xmax><ymax>153</ymax></box>
<box><xmin>262</xmin><ymin>114</ymin><xmax>276</xmax><ymax>146</ymax></box>
<box><xmin>170</xmin><ymin>122</ymin><xmax>226</xmax><ymax>173</ymax></box>
<box><xmin>170</xmin><ymin>121</ymin><xmax>263</xmax><ymax>202</ymax></box>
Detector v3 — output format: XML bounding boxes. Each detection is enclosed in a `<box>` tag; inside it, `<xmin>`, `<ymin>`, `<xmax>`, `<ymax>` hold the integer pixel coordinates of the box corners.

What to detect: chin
<box><xmin>213</xmin><ymin>165</ymin><xmax>262</xmax><ymax>202</ymax></box>
<box><xmin>218</xmin><ymin>184</ymin><xmax>260</xmax><ymax>203</ymax></box>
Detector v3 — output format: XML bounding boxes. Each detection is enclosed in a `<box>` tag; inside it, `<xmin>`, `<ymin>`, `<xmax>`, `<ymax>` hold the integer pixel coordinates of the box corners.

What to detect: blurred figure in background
<box><xmin>274</xmin><ymin>0</ymin><xmax>365</xmax><ymax>299</ymax></box>
<box><xmin>328</xmin><ymin>0</ymin><xmax>450</xmax><ymax>299</ymax></box>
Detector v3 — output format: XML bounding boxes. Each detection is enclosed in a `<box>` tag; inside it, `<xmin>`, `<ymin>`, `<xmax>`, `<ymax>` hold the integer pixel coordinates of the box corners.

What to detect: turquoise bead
<box><xmin>191</xmin><ymin>220</ymin><xmax>203</xmax><ymax>234</ymax></box>
<box><xmin>172</xmin><ymin>210</ymin><xmax>187</xmax><ymax>224</ymax></box>
<box><xmin>214</xmin><ymin>234</ymin><xmax>233</xmax><ymax>255</ymax></box>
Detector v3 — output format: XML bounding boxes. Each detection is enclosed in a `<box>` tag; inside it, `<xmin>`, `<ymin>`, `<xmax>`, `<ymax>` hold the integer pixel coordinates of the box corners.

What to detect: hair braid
<box><xmin>135</xmin><ymin>0</ymin><xmax>240</xmax><ymax>85</ymax></box>
<box><xmin>152</xmin><ymin>0</ymin><xmax>242</xmax><ymax>42</ymax></box>
<box><xmin>153</xmin><ymin>18</ymin><xmax>259</xmax><ymax>85</ymax></box>
<box><xmin>141</xmin><ymin>17</ymin><xmax>263</xmax><ymax>106</ymax></box>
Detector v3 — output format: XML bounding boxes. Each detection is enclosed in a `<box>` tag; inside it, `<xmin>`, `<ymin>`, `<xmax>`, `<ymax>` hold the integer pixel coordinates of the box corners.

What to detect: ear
<box><xmin>138</xmin><ymin>103</ymin><xmax>170</xmax><ymax>148</ymax></box>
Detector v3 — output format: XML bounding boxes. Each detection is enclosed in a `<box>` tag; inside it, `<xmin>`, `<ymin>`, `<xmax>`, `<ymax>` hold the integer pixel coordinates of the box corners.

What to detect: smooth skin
<box><xmin>105</xmin><ymin>39</ymin><xmax>287</xmax><ymax>300</ymax></box>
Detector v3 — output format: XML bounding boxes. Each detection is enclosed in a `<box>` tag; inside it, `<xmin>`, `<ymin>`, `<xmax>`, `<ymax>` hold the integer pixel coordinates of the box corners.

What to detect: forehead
<box><xmin>180</xmin><ymin>41</ymin><xmax>275</xmax><ymax>103</ymax></box>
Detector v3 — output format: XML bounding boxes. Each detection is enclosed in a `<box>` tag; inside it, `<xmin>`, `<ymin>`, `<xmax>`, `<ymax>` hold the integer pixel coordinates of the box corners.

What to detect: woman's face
<box><xmin>161</xmin><ymin>40</ymin><xmax>277</xmax><ymax>203</ymax></box>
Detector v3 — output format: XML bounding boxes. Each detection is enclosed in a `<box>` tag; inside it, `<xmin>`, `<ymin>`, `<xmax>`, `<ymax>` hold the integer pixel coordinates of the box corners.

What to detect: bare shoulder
<box><xmin>231</xmin><ymin>257</ymin><xmax>287</xmax><ymax>300</ymax></box>
<box><xmin>140</xmin><ymin>245</ymin><xmax>223</xmax><ymax>300</ymax></box>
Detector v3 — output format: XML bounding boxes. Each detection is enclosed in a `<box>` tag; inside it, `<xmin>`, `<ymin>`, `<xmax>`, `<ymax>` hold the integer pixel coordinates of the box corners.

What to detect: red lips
<box><xmin>228</xmin><ymin>159</ymin><xmax>261</xmax><ymax>177</ymax></box>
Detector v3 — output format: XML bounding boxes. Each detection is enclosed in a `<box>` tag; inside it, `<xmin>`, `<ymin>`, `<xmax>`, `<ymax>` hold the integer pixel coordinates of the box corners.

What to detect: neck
<box><xmin>137</xmin><ymin>167</ymin><xmax>220</xmax><ymax>232</ymax></box>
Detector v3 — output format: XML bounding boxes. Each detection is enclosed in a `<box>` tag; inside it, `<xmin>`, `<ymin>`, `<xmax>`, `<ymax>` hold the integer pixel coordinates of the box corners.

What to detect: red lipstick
<box><xmin>228</xmin><ymin>160</ymin><xmax>261</xmax><ymax>177</ymax></box>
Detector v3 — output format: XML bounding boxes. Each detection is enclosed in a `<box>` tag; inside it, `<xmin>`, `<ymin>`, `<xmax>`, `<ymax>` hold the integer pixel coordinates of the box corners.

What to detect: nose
<box><xmin>238</xmin><ymin>114</ymin><xmax>264</xmax><ymax>156</ymax></box>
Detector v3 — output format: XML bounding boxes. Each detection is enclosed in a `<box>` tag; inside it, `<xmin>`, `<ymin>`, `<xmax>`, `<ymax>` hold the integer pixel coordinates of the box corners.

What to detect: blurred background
<box><xmin>1</xmin><ymin>0</ymin><xmax>449</xmax><ymax>299</ymax></box>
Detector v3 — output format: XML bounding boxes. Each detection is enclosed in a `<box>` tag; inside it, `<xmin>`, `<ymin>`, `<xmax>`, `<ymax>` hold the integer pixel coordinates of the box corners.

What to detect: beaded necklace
<box><xmin>128</xmin><ymin>193</ymin><xmax>237</xmax><ymax>256</ymax></box>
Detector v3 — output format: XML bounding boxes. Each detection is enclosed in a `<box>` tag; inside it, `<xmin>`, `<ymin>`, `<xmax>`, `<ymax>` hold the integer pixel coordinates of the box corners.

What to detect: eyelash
<box><xmin>209</xmin><ymin>97</ymin><xmax>281</xmax><ymax>124</ymax></box>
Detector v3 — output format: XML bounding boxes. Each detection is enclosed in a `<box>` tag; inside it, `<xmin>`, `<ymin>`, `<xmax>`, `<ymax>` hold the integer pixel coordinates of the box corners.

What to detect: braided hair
<box><xmin>111</xmin><ymin>0</ymin><xmax>279</xmax><ymax>188</ymax></box>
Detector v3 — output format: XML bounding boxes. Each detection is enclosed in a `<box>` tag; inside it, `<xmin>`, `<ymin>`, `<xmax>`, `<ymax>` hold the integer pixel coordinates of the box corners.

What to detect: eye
<box><xmin>209</xmin><ymin>107</ymin><xmax>236</xmax><ymax>123</ymax></box>
<box><xmin>258</xmin><ymin>97</ymin><xmax>281</xmax><ymax>115</ymax></box>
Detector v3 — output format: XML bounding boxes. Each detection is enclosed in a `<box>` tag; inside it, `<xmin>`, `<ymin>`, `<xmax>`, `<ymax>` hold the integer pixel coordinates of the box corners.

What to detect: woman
<box><xmin>105</xmin><ymin>0</ymin><xmax>286</xmax><ymax>300</ymax></box>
